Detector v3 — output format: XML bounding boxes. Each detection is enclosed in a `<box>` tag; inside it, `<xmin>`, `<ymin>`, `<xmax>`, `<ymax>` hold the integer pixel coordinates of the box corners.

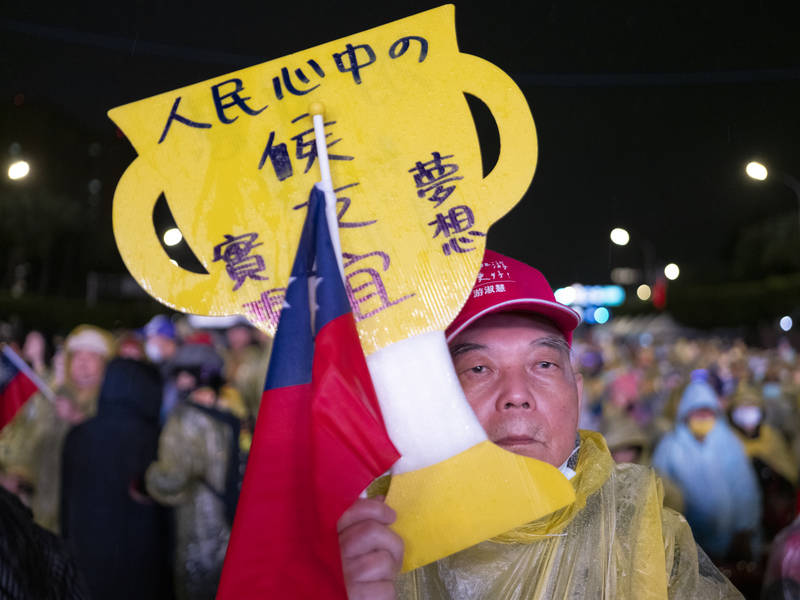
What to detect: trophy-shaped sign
<box><xmin>110</xmin><ymin>4</ymin><xmax>575</xmax><ymax>579</ymax></box>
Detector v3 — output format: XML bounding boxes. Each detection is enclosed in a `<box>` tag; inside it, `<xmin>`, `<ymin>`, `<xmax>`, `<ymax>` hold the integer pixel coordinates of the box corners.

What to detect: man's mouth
<box><xmin>493</xmin><ymin>435</ymin><xmax>539</xmax><ymax>447</ymax></box>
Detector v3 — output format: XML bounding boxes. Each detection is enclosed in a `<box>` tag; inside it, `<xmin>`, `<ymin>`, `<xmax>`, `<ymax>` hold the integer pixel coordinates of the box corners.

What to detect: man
<box><xmin>339</xmin><ymin>251</ymin><xmax>742</xmax><ymax>599</ymax></box>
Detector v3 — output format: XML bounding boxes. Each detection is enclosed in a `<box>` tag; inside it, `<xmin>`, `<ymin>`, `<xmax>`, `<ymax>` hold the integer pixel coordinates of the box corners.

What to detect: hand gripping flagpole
<box><xmin>309</xmin><ymin>102</ymin><xmax>345</xmax><ymax>281</ymax></box>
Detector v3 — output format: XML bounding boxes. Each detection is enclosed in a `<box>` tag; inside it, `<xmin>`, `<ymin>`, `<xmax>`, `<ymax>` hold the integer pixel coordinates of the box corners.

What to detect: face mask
<box><xmin>145</xmin><ymin>341</ymin><xmax>163</xmax><ymax>364</ymax></box>
<box><xmin>732</xmin><ymin>406</ymin><xmax>762</xmax><ymax>430</ymax></box>
<box><xmin>687</xmin><ymin>415</ymin><xmax>716</xmax><ymax>439</ymax></box>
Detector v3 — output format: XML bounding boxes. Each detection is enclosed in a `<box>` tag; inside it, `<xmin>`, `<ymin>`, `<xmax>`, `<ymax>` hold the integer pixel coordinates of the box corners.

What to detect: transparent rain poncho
<box><xmin>397</xmin><ymin>431</ymin><xmax>742</xmax><ymax>600</ymax></box>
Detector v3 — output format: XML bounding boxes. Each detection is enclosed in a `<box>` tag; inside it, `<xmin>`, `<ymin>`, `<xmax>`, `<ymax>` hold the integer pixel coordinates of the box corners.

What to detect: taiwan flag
<box><xmin>217</xmin><ymin>186</ymin><xmax>400</xmax><ymax>599</ymax></box>
<box><xmin>0</xmin><ymin>347</ymin><xmax>39</xmax><ymax>430</ymax></box>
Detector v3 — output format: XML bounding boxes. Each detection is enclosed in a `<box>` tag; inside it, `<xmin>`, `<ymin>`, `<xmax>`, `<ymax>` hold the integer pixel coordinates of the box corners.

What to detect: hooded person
<box><xmin>728</xmin><ymin>385</ymin><xmax>797</xmax><ymax>541</ymax></box>
<box><xmin>0</xmin><ymin>325</ymin><xmax>113</xmax><ymax>533</ymax></box>
<box><xmin>601</xmin><ymin>413</ymin><xmax>684</xmax><ymax>514</ymax></box>
<box><xmin>652</xmin><ymin>379</ymin><xmax>762</xmax><ymax>562</ymax></box>
<box><xmin>145</xmin><ymin>343</ymin><xmax>241</xmax><ymax>600</ymax></box>
<box><xmin>60</xmin><ymin>358</ymin><xmax>174</xmax><ymax>600</ymax></box>
<box><xmin>338</xmin><ymin>250</ymin><xmax>743</xmax><ymax>600</ymax></box>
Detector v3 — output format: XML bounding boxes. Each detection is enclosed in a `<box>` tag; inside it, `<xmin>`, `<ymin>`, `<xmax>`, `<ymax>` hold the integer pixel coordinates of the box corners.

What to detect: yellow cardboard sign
<box><xmin>109</xmin><ymin>4</ymin><xmax>537</xmax><ymax>355</ymax></box>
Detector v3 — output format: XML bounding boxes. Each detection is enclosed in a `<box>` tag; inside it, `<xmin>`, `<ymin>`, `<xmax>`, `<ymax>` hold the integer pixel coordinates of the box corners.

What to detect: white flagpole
<box><xmin>308</xmin><ymin>101</ymin><xmax>346</xmax><ymax>281</ymax></box>
<box><xmin>1</xmin><ymin>343</ymin><xmax>56</xmax><ymax>402</ymax></box>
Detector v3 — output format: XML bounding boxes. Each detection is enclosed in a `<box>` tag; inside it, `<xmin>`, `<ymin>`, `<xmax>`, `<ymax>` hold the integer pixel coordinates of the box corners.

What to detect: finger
<box><xmin>338</xmin><ymin>498</ymin><xmax>396</xmax><ymax>532</ymax></box>
<box><xmin>343</xmin><ymin>548</ymin><xmax>402</xmax><ymax>584</ymax></box>
<box><xmin>340</xmin><ymin>519</ymin><xmax>404</xmax><ymax>566</ymax></box>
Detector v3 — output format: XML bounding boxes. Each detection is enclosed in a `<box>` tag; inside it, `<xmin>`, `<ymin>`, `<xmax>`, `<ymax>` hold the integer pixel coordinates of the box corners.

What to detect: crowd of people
<box><xmin>574</xmin><ymin>331</ymin><xmax>800</xmax><ymax>599</ymax></box>
<box><xmin>0</xmin><ymin>316</ymin><xmax>270</xmax><ymax>599</ymax></box>
<box><xmin>2</xmin><ymin>310</ymin><xmax>800</xmax><ymax>598</ymax></box>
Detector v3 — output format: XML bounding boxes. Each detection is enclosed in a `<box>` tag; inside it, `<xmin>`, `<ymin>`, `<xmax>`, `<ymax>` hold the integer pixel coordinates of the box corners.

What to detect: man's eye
<box><xmin>538</xmin><ymin>361</ymin><xmax>554</xmax><ymax>369</ymax></box>
<box><xmin>470</xmin><ymin>366</ymin><xmax>486</xmax><ymax>374</ymax></box>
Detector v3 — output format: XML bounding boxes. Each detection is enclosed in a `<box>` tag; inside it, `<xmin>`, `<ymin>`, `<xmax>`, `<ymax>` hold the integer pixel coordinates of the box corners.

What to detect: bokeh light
<box><xmin>637</xmin><ymin>284</ymin><xmax>652</xmax><ymax>301</ymax></box>
<box><xmin>610</xmin><ymin>228</ymin><xmax>630</xmax><ymax>246</ymax></box>
<box><xmin>664</xmin><ymin>263</ymin><xmax>680</xmax><ymax>280</ymax></box>
<box><xmin>780</xmin><ymin>316</ymin><xmax>793</xmax><ymax>332</ymax></box>
<box><xmin>594</xmin><ymin>307</ymin><xmax>610</xmax><ymax>324</ymax></box>
<box><xmin>8</xmin><ymin>161</ymin><xmax>29</xmax><ymax>180</ymax></box>
<box><xmin>746</xmin><ymin>162</ymin><xmax>767</xmax><ymax>180</ymax></box>
<box><xmin>164</xmin><ymin>228</ymin><xmax>183</xmax><ymax>246</ymax></box>
<box><xmin>554</xmin><ymin>286</ymin><xmax>577</xmax><ymax>305</ymax></box>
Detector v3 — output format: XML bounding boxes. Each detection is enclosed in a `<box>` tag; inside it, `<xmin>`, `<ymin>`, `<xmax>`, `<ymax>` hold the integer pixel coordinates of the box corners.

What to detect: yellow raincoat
<box><xmin>729</xmin><ymin>387</ymin><xmax>798</xmax><ymax>486</ymax></box>
<box><xmin>0</xmin><ymin>325</ymin><xmax>113</xmax><ymax>533</ymax></box>
<box><xmin>397</xmin><ymin>431</ymin><xmax>742</xmax><ymax>600</ymax></box>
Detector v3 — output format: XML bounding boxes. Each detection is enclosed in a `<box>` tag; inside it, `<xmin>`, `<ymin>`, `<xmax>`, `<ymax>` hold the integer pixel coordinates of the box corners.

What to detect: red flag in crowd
<box><xmin>217</xmin><ymin>187</ymin><xmax>400</xmax><ymax>599</ymax></box>
<box><xmin>0</xmin><ymin>346</ymin><xmax>40</xmax><ymax>430</ymax></box>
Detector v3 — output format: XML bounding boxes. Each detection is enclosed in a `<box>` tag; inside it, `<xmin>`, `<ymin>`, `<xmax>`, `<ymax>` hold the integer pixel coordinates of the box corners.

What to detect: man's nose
<box><xmin>496</xmin><ymin>368</ymin><xmax>535</xmax><ymax>410</ymax></box>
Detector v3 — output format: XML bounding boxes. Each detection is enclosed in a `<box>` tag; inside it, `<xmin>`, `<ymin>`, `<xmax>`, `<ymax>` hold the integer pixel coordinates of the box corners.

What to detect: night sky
<box><xmin>2</xmin><ymin>0</ymin><xmax>799</xmax><ymax>288</ymax></box>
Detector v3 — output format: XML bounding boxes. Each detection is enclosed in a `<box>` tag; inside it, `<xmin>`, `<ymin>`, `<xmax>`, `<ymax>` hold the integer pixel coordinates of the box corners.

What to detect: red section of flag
<box><xmin>1</xmin><ymin>370</ymin><xmax>38</xmax><ymax>430</ymax></box>
<box><xmin>217</xmin><ymin>312</ymin><xmax>399</xmax><ymax>599</ymax></box>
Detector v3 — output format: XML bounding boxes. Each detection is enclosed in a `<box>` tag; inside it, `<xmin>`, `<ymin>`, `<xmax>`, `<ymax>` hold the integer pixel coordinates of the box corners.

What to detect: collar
<box><xmin>557</xmin><ymin>433</ymin><xmax>581</xmax><ymax>481</ymax></box>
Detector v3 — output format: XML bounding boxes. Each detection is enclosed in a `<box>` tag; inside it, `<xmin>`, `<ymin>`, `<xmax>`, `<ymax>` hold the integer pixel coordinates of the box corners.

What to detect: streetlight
<box><xmin>8</xmin><ymin>161</ymin><xmax>29</xmax><ymax>180</ymax></box>
<box><xmin>746</xmin><ymin>162</ymin><xmax>767</xmax><ymax>180</ymax></box>
<box><xmin>664</xmin><ymin>263</ymin><xmax>680</xmax><ymax>280</ymax></box>
<box><xmin>610</xmin><ymin>228</ymin><xmax>630</xmax><ymax>246</ymax></box>
<box><xmin>746</xmin><ymin>161</ymin><xmax>800</xmax><ymax>235</ymax></box>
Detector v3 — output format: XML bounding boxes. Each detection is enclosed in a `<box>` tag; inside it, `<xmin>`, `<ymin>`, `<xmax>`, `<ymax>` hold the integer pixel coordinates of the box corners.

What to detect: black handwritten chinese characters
<box><xmin>411</xmin><ymin>152</ymin><xmax>486</xmax><ymax>255</ymax></box>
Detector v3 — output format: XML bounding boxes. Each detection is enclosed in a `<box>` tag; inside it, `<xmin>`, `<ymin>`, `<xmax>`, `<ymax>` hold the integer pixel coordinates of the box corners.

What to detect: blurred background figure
<box><xmin>146</xmin><ymin>343</ymin><xmax>241</xmax><ymax>600</ymax></box>
<box><xmin>116</xmin><ymin>330</ymin><xmax>146</xmax><ymax>362</ymax></box>
<box><xmin>601</xmin><ymin>413</ymin><xmax>684</xmax><ymax>513</ymax></box>
<box><xmin>60</xmin><ymin>358</ymin><xmax>174</xmax><ymax>600</ymax></box>
<box><xmin>144</xmin><ymin>315</ymin><xmax>181</xmax><ymax>422</ymax></box>
<box><xmin>762</xmin><ymin>514</ymin><xmax>800</xmax><ymax>600</ymax></box>
<box><xmin>728</xmin><ymin>386</ymin><xmax>798</xmax><ymax>543</ymax></box>
<box><xmin>222</xmin><ymin>321</ymin><xmax>269</xmax><ymax>423</ymax></box>
<box><xmin>0</xmin><ymin>325</ymin><xmax>113</xmax><ymax>533</ymax></box>
<box><xmin>0</xmin><ymin>486</ymin><xmax>91</xmax><ymax>599</ymax></box>
<box><xmin>144</xmin><ymin>315</ymin><xmax>179</xmax><ymax>368</ymax></box>
<box><xmin>652</xmin><ymin>380</ymin><xmax>762</xmax><ymax>563</ymax></box>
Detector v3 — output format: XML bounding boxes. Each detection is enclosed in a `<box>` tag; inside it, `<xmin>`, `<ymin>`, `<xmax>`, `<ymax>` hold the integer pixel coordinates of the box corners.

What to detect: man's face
<box><xmin>449</xmin><ymin>312</ymin><xmax>582</xmax><ymax>467</ymax></box>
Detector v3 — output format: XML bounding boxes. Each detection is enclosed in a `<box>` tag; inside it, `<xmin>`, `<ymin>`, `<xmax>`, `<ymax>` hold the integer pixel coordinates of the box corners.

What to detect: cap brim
<box><xmin>446</xmin><ymin>298</ymin><xmax>581</xmax><ymax>343</ymax></box>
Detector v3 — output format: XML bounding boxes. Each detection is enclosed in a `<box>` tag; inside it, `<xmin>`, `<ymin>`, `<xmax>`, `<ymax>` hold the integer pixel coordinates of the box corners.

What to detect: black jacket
<box><xmin>61</xmin><ymin>358</ymin><xmax>174</xmax><ymax>600</ymax></box>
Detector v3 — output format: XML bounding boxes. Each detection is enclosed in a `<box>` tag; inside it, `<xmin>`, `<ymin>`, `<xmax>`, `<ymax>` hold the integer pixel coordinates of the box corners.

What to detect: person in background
<box><xmin>0</xmin><ymin>325</ymin><xmax>113</xmax><ymax>533</ymax></box>
<box><xmin>116</xmin><ymin>330</ymin><xmax>146</xmax><ymax>362</ymax></box>
<box><xmin>761</xmin><ymin>513</ymin><xmax>800</xmax><ymax>600</ymax></box>
<box><xmin>22</xmin><ymin>330</ymin><xmax>50</xmax><ymax>379</ymax></box>
<box><xmin>728</xmin><ymin>385</ymin><xmax>798</xmax><ymax>542</ymax></box>
<box><xmin>223</xmin><ymin>322</ymin><xmax>269</xmax><ymax>422</ymax></box>
<box><xmin>601</xmin><ymin>413</ymin><xmax>684</xmax><ymax>513</ymax></box>
<box><xmin>144</xmin><ymin>315</ymin><xmax>181</xmax><ymax>422</ymax></box>
<box><xmin>145</xmin><ymin>315</ymin><xmax>179</xmax><ymax>367</ymax></box>
<box><xmin>0</xmin><ymin>486</ymin><xmax>91</xmax><ymax>599</ymax></box>
<box><xmin>652</xmin><ymin>380</ymin><xmax>762</xmax><ymax>563</ymax></box>
<box><xmin>146</xmin><ymin>343</ymin><xmax>240</xmax><ymax>600</ymax></box>
<box><xmin>61</xmin><ymin>358</ymin><xmax>174</xmax><ymax>600</ymax></box>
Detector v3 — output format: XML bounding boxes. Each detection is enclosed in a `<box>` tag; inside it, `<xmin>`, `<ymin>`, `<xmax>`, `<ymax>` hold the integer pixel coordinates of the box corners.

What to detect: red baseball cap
<box><xmin>446</xmin><ymin>250</ymin><xmax>581</xmax><ymax>346</ymax></box>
